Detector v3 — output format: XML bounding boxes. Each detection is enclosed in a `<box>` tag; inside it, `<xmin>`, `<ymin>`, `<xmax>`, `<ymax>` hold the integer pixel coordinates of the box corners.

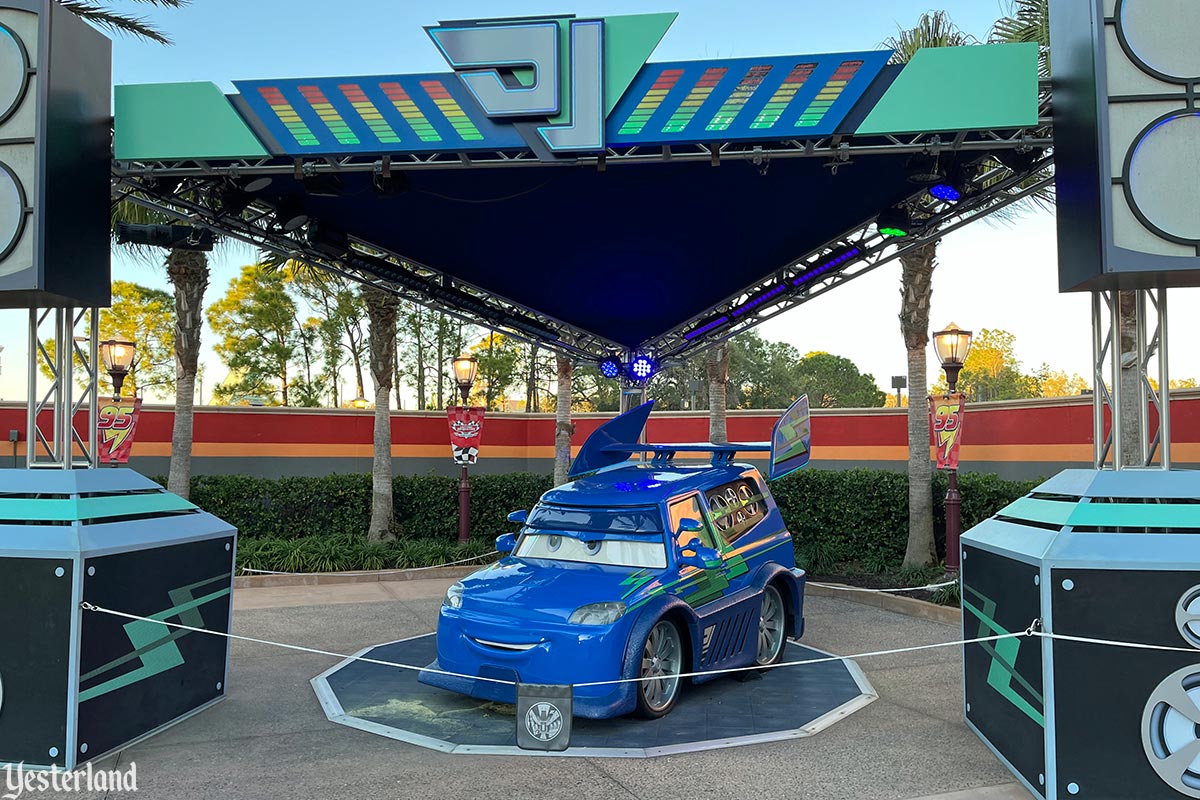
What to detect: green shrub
<box><xmin>194</xmin><ymin>468</ymin><xmax>1035</xmax><ymax>574</ymax></box>
<box><xmin>236</xmin><ymin>535</ymin><xmax>497</xmax><ymax>573</ymax></box>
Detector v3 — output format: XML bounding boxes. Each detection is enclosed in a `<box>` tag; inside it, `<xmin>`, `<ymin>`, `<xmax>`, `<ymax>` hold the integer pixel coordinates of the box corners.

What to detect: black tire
<box><xmin>634</xmin><ymin>618</ymin><xmax>684</xmax><ymax>719</ymax></box>
<box><xmin>755</xmin><ymin>584</ymin><xmax>787</xmax><ymax>667</ymax></box>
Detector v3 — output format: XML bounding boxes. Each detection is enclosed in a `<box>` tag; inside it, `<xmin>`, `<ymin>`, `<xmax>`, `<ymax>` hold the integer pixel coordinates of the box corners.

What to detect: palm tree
<box><xmin>110</xmin><ymin>199</ymin><xmax>209</xmax><ymax>502</ymax></box>
<box><xmin>881</xmin><ymin>11</ymin><xmax>979</xmax><ymax>569</ymax></box>
<box><xmin>554</xmin><ymin>354</ymin><xmax>574</xmax><ymax>485</ymax></box>
<box><xmin>61</xmin><ymin>0</ymin><xmax>187</xmax><ymax>45</ymax></box>
<box><xmin>363</xmin><ymin>286</ymin><xmax>399</xmax><ymax>541</ymax></box>
<box><xmin>76</xmin><ymin>2</ymin><xmax>197</xmax><ymax>495</ymax></box>
<box><xmin>993</xmin><ymin>1</ymin><xmax>1143</xmax><ymax>465</ymax></box>
<box><xmin>706</xmin><ymin>343</ymin><xmax>730</xmax><ymax>443</ymax></box>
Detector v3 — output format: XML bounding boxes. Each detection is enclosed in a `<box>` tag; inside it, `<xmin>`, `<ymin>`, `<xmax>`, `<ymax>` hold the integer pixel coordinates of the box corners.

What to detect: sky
<box><xmin>1</xmin><ymin>0</ymin><xmax>1197</xmax><ymax>403</ymax></box>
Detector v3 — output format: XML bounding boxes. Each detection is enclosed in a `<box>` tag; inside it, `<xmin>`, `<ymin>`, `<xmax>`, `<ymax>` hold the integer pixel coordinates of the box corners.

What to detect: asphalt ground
<box><xmin>68</xmin><ymin>579</ymin><xmax>1031</xmax><ymax>800</ymax></box>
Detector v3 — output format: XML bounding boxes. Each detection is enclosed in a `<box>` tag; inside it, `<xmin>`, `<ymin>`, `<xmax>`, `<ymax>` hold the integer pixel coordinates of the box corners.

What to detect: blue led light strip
<box><xmin>732</xmin><ymin>283</ymin><xmax>788</xmax><ymax>318</ymax></box>
<box><xmin>792</xmin><ymin>247</ymin><xmax>861</xmax><ymax>286</ymax></box>
<box><xmin>684</xmin><ymin>315</ymin><xmax>731</xmax><ymax>340</ymax></box>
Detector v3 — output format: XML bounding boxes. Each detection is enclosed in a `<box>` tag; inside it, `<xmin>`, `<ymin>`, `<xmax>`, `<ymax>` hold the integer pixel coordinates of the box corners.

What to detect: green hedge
<box><xmin>177</xmin><ymin>469</ymin><xmax>1036</xmax><ymax>573</ymax></box>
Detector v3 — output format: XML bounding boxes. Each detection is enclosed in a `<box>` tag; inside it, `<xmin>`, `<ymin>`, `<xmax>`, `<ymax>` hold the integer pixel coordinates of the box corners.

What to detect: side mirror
<box><xmin>679</xmin><ymin>538</ymin><xmax>722</xmax><ymax>570</ymax></box>
<box><xmin>676</xmin><ymin>517</ymin><xmax>703</xmax><ymax>535</ymax></box>
<box><xmin>495</xmin><ymin>533</ymin><xmax>518</xmax><ymax>554</ymax></box>
<box><xmin>507</xmin><ymin>509</ymin><xmax>528</xmax><ymax>525</ymax></box>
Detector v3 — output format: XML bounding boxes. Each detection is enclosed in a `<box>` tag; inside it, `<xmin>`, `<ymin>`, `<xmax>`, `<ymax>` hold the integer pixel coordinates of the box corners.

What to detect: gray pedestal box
<box><xmin>0</xmin><ymin>469</ymin><xmax>236</xmax><ymax>770</ymax></box>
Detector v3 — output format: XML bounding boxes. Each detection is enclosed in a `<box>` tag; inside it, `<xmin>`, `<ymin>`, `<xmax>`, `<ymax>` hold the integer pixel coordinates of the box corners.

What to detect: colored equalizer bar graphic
<box><xmin>618</xmin><ymin>68</ymin><xmax>684</xmax><ymax>135</ymax></box>
<box><xmin>420</xmin><ymin>81</ymin><xmax>485</xmax><ymax>142</ymax></box>
<box><xmin>256</xmin><ymin>87</ymin><xmax>320</xmax><ymax>147</ymax></box>
<box><xmin>339</xmin><ymin>84</ymin><xmax>402</xmax><ymax>145</ymax></box>
<box><xmin>706</xmin><ymin>65</ymin><xmax>773</xmax><ymax>132</ymax></box>
<box><xmin>379</xmin><ymin>82</ymin><xmax>442</xmax><ymax>143</ymax></box>
<box><xmin>298</xmin><ymin>86</ymin><xmax>360</xmax><ymax>146</ymax></box>
<box><xmin>796</xmin><ymin>60</ymin><xmax>864</xmax><ymax>128</ymax></box>
<box><xmin>751</xmin><ymin>63</ymin><xmax>816</xmax><ymax>129</ymax></box>
<box><xmin>662</xmin><ymin>67</ymin><xmax>727</xmax><ymax>133</ymax></box>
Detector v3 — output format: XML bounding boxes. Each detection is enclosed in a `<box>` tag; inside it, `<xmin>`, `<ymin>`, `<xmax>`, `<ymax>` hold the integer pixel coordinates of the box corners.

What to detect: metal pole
<box><xmin>88</xmin><ymin>310</ymin><xmax>99</xmax><ymax>469</ymax></box>
<box><xmin>1136</xmin><ymin>291</ymin><xmax>1150</xmax><ymax>466</ymax></box>
<box><xmin>26</xmin><ymin>309</ymin><xmax>36</xmax><ymax>468</ymax></box>
<box><xmin>1159</xmin><ymin>289</ymin><xmax>1171</xmax><ymax>470</ymax></box>
<box><xmin>1092</xmin><ymin>293</ymin><xmax>1105</xmax><ymax>470</ymax></box>
<box><xmin>1109</xmin><ymin>293</ymin><xmax>1124</xmax><ymax>471</ymax></box>
<box><xmin>944</xmin><ymin>372</ymin><xmax>961</xmax><ymax>574</ymax></box>
<box><xmin>457</xmin><ymin>383</ymin><xmax>471</xmax><ymax>543</ymax></box>
<box><xmin>57</xmin><ymin>308</ymin><xmax>72</xmax><ymax>470</ymax></box>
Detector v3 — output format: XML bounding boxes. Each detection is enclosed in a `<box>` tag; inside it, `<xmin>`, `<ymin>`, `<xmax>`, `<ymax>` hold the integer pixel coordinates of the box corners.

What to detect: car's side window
<box><xmin>667</xmin><ymin>494</ymin><xmax>717</xmax><ymax>553</ymax></box>
<box><xmin>704</xmin><ymin>477</ymin><xmax>768</xmax><ymax>545</ymax></box>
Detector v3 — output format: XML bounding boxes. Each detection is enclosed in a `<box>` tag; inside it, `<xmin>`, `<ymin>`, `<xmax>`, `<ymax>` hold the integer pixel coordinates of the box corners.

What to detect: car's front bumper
<box><xmin>417</xmin><ymin>607</ymin><xmax>640</xmax><ymax>719</ymax></box>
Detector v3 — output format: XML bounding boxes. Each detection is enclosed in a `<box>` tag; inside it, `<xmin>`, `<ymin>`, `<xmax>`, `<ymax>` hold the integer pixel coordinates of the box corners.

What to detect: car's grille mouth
<box><xmin>472</xmin><ymin>638</ymin><xmax>540</xmax><ymax>652</ymax></box>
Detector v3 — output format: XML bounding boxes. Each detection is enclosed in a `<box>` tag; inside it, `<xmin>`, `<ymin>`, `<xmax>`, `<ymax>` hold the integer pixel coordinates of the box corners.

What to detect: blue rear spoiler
<box><xmin>567</xmin><ymin>396</ymin><xmax>811</xmax><ymax>481</ymax></box>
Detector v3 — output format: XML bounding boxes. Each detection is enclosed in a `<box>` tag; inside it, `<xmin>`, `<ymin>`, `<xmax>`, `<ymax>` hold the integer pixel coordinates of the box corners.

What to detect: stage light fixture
<box><xmin>684</xmin><ymin>315</ymin><xmax>730</xmax><ymax>341</ymax></box>
<box><xmin>115</xmin><ymin>223</ymin><xmax>216</xmax><ymax>252</ymax></box>
<box><xmin>237</xmin><ymin>176</ymin><xmax>273</xmax><ymax>194</ymax></box>
<box><xmin>905</xmin><ymin>153</ymin><xmax>944</xmax><ymax>184</ymax></box>
<box><xmin>598</xmin><ymin>356</ymin><xmax>623</xmax><ymax>379</ymax></box>
<box><xmin>372</xmin><ymin>171</ymin><xmax>411</xmax><ymax>197</ymax></box>
<box><xmin>629</xmin><ymin>354</ymin><xmax>657</xmax><ymax>382</ymax></box>
<box><xmin>272</xmin><ymin>196</ymin><xmax>310</xmax><ymax>232</ymax></box>
<box><xmin>215</xmin><ymin>185</ymin><xmax>253</xmax><ymax>217</ymax></box>
<box><xmin>876</xmin><ymin>207</ymin><xmax>911</xmax><ymax>238</ymax></box>
<box><xmin>306</xmin><ymin>221</ymin><xmax>350</xmax><ymax>258</ymax></box>
<box><xmin>928</xmin><ymin>162</ymin><xmax>975</xmax><ymax>203</ymax></box>
<box><xmin>994</xmin><ymin>147</ymin><xmax>1044</xmax><ymax>174</ymax></box>
<box><xmin>302</xmin><ymin>173</ymin><xmax>343</xmax><ymax>197</ymax></box>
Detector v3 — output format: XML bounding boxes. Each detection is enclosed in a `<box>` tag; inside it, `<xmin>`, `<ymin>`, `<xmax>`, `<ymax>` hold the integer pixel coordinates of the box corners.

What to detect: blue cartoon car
<box><xmin>418</xmin><ymin>396</ymin><xmax>812</xmax><ymax>719</ymax></box>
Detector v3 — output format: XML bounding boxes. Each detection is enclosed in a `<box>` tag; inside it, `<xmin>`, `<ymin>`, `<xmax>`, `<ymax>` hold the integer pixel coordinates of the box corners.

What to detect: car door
<box><xmin>667</xmin><ymin>491</ymin><xmax>761</xmax><ymax>673</ymax></box>
<box><xmin>665</xmin><ymin>492</ymin><xmax>731</xmax><ymax>608</ymax></box>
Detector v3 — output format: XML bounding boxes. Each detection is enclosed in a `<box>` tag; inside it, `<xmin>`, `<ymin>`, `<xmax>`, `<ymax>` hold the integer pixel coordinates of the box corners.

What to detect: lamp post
<box><xmin>932</xmin><ymin>322</ymin><xmax>973</xmax><ymax>573</ymax></box>
<box><xmin>99</xmin><ymin>339</ymin><xmax>136</xmax><ymax>400</ymax></box>
<box><xmin>452</xmin><ymin>355</ymin><xmax>479</xmax><ymax>544</ymax></box>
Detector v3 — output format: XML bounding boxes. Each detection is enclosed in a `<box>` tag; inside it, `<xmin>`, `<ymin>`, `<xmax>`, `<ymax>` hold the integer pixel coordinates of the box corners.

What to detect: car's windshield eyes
<box><xmin>515</xmin><ymin>533</ymin><xmax>666</xmax><ymax>569</ymax></box>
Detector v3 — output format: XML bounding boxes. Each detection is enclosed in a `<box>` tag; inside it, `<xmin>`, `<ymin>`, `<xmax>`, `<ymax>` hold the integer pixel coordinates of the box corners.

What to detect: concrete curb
<box><xmin>233</xmin><ymin>564</ymin><xmax>485</xmax><ymax>589</ymax></box>
<box><xmin>806</xmin><ymin>582</ymin><xmax>962</xmax><ymax>625</ymax></box>
<box><xmin>234</xmin><ymin>566</ymin><xmax>962</xmax><ymax>626</ymax></box>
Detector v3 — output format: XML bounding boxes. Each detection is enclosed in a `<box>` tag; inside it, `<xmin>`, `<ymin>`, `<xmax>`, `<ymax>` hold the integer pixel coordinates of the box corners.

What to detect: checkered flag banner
<box><xmin>447</xmin><ymin>406</ymin><xmax>485</xmax><ymax>465</ymax></box>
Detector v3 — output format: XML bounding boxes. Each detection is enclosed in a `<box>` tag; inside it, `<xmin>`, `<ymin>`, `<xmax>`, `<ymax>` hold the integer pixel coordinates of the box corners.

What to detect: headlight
<box><xmin>444</xmin><ymin>581</ymin><xmax>464</xmax><ymax>609</ymax></box>
<box><xmin>569</xmin><ymin>601</ymin><xmax>626</xmax><ymax>626</ymax></box>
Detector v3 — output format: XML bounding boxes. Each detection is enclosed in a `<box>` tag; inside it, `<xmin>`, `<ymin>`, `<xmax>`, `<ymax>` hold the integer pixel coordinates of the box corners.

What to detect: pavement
<box><xmin>73</xmin><ymin>578</ymin><xmax>1031</xmax><ymax>800</ymax></box>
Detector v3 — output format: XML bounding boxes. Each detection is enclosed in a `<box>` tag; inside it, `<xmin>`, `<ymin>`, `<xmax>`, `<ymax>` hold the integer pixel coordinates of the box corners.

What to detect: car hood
<box><xmin>456</xmin><ymin>557</ymin><xmax>659</xmax><ymax>624</ymax></box>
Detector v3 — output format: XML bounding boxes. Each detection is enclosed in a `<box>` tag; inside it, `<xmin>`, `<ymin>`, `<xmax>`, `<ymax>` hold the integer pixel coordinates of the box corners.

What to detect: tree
<box><xmin>71</xmin><ymin>0</ymin><xmax>198</xmax><ymax>497</ymax></box>
<box><xmin>60</xmin><ymin>0</ymin><xmax>187</xmax><ymax>45</ymax></box>
<box><xmin>707</xmin><ymin>343</ymin><xmax>730</xmax><ymax>443</ymax></box>
<box><xmin>572</xmin><ymin>365</ymin><xmax>621</xmax><ymax>411</ymax></box>
<box><xmin>938</xmin><ymin>328</ymin><xmax>1039</xmax><ymax>402</ymax></box>
<box><xmin>554</xmin><ymin>354</ymin><xmax>574</xmax><ymax>484</ymax></box>
<box><xmin>794</xmin><ymin>352</ymin><xmax>887</xmax><ymax>408</ymax></box>
<box><xmin>289</xmin><ymin>269</ymin><xmax>367</xmax><ymax>407</ymax></box>
<box><xmin>207</xmin><ymin>265</ymin><xmax>299</xmax><ymax>405</ymax></box>
<box><xmin>471</xmin><ymin>332</ymin><xmax>522</xmax><ymax>410</ymax></box>
<box><xmin>41</xmin><ymin>280</ymin><xmax>175</xmax><ymax>399</ymax></box>
<box><xmin>882</xmin><ymin>11</ymin><xmax>979</xmax><ymax>570</ymax></box>
<box><xmin>364</xmin><ymin>286</ymin><xmax>399</xmax><ymax>541</ymax></box>
<box><xmin>1033</xmin><ymin>365</ymin><xmax>1089</xmax><ymax>398</ymax></box>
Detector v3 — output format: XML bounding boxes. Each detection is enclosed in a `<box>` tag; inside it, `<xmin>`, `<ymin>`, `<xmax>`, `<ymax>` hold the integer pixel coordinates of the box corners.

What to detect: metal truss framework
<box><xmin>111</xmin><ymin>86</ymin><xmax>1054</xmax><ymax>364</ymax></box>
<box><xmin>1091</xmin><ymin>289</ymin><xmax>1171</xmax><ymax>470</ymax></box>
<box><xmin>28</xmin><ymin>308</ymin><xmax>99</xmax><ymax>469</ymax></box>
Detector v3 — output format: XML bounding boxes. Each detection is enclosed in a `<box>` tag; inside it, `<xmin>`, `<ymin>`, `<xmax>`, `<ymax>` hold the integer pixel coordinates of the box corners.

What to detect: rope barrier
<box><xmin>239</xmin><ymin>551</ymin><xmax>500</xmax><ymax>577</ymax></box>
<box><xmin>79</xmin><ymin>601</ymin><xmax>1036</xmax><ymax>690</ymax></box>
<box><xmin>807</xmin><ymin>579</ymin><xmax>957</xmax><ymax>594</ymax></box>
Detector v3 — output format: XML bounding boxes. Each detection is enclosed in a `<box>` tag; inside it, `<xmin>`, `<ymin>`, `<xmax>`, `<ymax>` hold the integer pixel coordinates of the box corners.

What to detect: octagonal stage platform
<box><xmin>311</xmin><ymin>633</ymin><xmax>876</xmax><ymax>757</ymax></box>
